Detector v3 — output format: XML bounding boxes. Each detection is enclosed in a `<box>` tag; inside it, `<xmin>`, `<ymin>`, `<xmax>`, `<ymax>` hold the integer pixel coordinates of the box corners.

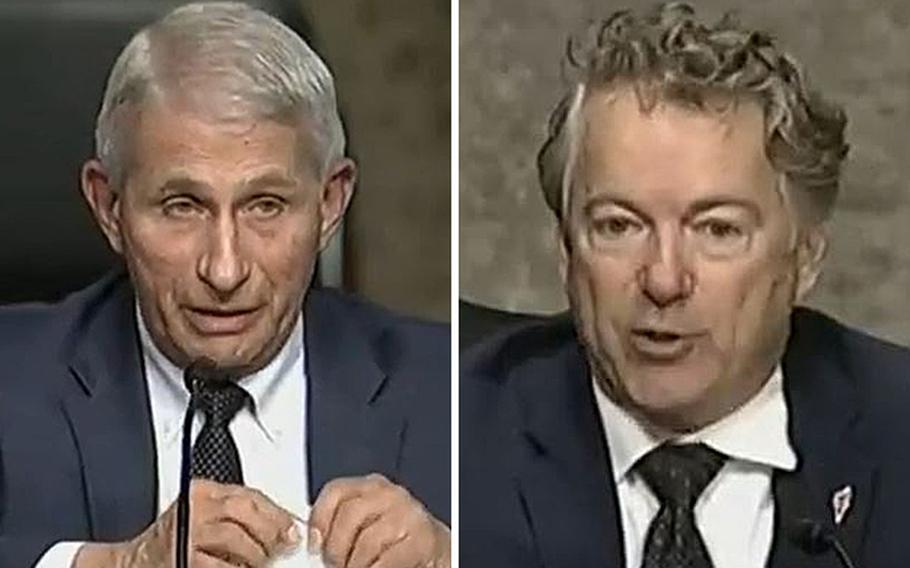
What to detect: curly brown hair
<box><xmin>538</xmin><ymin>2</ymin><xmax>849</xmax><ymax>224</ymax></box>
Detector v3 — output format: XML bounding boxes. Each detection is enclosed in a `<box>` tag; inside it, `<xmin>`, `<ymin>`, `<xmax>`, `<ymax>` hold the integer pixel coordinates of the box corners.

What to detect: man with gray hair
<box><xmin>0</xmin><ymin>3</ymin><xmax>449</xmax><ymax>567</ymax></box>
<box><xmin>462</xmin><ymin>3</ymin><xmax>910</xmax><ymax>567</ymax></box>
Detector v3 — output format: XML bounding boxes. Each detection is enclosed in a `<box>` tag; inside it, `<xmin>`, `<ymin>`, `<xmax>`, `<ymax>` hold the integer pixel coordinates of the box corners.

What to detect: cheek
<box><xmin>568</xmin><ymin>253</ymin><xmax>637</xmax><ymax>343</ymax></box>
<box><xmin>121</xmin><ymin>216</ymin><xmax>200</xmax><ymax>299</ymax></box>
<box><xmin>700</xmin><ymin>253</ymin><xmax>797</xmax><ymax>360</ymax></box>
<box><xmin>245</xmin><ymin>216</ymin><xmax>321</xmax><ymax>293</ymax></box>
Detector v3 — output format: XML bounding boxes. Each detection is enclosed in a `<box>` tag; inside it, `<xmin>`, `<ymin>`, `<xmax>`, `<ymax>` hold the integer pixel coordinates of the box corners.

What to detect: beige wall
<box><xmin>460</xmin><ymin>0</ymin><xmax>910</xmax><ymax>344</ymax></box>
<box><xmin>305</xmin><ymin>0</ymin><xmax>451</xmax><ymax>321</ymax></box>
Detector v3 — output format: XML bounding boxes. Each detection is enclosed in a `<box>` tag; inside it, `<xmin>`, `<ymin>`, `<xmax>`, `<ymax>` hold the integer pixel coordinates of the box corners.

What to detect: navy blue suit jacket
<box><xmin>461</xmin><ymin>308</ymin><xmax>910</xmax><ymax>568</ymax></box>
<box><xmin>0</xmin><ymin>272</ymin><xmax>450</xmax><ymax>566</ymax></box>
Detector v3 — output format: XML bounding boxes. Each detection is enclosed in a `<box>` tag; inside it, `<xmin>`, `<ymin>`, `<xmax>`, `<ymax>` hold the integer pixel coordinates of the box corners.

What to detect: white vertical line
<box><xmin>449</xmin><ymin>0</ymin><xmax>460</xmax><ymax>563</ymax></box>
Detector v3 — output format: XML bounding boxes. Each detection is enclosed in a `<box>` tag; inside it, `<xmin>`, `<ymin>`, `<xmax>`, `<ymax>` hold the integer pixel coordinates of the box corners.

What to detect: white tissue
<box><xmin>270</xmin><ymin>518</ymin><xmax>327</xmax><ymax>567</ymax></box>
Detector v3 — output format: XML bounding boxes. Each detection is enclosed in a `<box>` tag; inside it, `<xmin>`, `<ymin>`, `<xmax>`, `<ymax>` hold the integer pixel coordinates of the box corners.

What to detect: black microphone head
<box><xmin>789</xmin><ymin>517</ymin><xmax>833</xmax><ymax>555</ymax></box>
<box><xmin>183</xmin><ymin>358</ymin><xmax>237</xmax><ymax>394</ymax></box>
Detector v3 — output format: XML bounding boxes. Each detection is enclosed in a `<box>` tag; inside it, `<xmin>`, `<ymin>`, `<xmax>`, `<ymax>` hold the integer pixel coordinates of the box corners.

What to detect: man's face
<box><xmin>83</xmin><ymin>101</ymin><xmax>352</xmax><ymax>372</ymax></box>
<box><xmin>564</xmin><ymin>87</ymin><xmax>823</xmax><ymax>431</ymax></box>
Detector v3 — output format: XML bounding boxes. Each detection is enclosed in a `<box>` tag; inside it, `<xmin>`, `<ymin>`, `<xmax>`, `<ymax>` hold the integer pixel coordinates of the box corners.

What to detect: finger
<box><xmin>190</xmin><ymin>478</ymin><xmax>231</xmax><ymax>501</ymax></box>
<box><xmin>368</xmin><ymin>534</ymin><xmax>424</xmax><ymax>568</ymax></box>
<box><xmin>190</xmin><ymin>481</ymin><xmax>299</xmax><ymax>557</ymax></box>
<box><xmin>193</xmin><ymin>548</ymin><xmax>250</xmax><ymax>568</ymax></box>
<box><xmin>310</xmin><ymin>474</ymin><xmax>388</xmax><ymax>551</ymax></box>
<box><xmin>323</xmin><ymin>495</ymin><xmax>389</xmax><ymax>567</ymax></box>
<box><xmin>214</xmin><ymin>487</ymin><xmax>300</xmax><ymax>556</ymax></box>
<box><xmin>346</xmin><ymin>515</ymin><xmax>409</xmax><ymax>568</ymax></box>
<box><xmin>194</xmin><ymin>518</ymin><xmax>269</xmax><ymax>567</ymax></box>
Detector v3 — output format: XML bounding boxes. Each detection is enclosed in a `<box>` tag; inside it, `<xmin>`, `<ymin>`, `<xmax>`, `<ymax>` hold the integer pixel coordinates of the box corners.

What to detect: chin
<box><xmin>180</xmin><ymin>337</ymin><xmax>265</xmax><ymax>371</ymax></box>
<box><xmin>624</xmin><ymin>369</ymin><xmax>719</xmax><ymax>428</ymax></box>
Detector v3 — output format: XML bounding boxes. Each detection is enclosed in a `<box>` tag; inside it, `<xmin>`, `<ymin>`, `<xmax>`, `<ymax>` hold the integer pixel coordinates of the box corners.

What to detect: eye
<box><xmin>696</xmin><ymin>219</ymin><xmax>743</xmax><ymax>240</ymax></box>
<box><xmin>591</xmin><ymin>215</ymin><xmax>643</xmax><ymax>239</ymax></box>
<box><xmin>691</xmin><ymin>217</ymin><xmax>750</xmax><ymax>258</ymax></box>
<box><xmin>245</xmin><ymin>197</ymin><xmax>287</xmax><ymax>219</ymax></box>
<box><xmin>161</xmin><ymin>197</ymin><xmax>203</xmax><ymax>219</ymax></box>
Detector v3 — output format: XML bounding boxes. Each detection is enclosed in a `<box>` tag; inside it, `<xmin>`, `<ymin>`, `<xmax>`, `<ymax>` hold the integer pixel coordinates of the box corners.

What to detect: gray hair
<box><xmin>538</xmin><ymin>2</ymin><xmax>849</xmax><ymax>225</ymax></box>
<box><xmin>96</xmin><ymin>1</ymin><xmax>345</xmax><ymax>186</ymax></box>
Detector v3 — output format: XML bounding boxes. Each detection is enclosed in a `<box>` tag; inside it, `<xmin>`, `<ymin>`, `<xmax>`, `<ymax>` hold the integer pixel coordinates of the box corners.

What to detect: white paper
<box><xmin>270</xmin><ymin>518</ymin><xmax>327</xmax><ymax>567</ymax></box>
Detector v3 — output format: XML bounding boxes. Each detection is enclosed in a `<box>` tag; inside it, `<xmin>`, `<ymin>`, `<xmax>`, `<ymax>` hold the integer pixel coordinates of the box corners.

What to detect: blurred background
<box><xmin>0</xmin><ymin>0</ymin><xmax>450</xmax><ymax>321</ymax></box>
<box><xmin>460</xmin><ymin>0</ymin><xmax>910</xmax><ymax>344</ymax></box>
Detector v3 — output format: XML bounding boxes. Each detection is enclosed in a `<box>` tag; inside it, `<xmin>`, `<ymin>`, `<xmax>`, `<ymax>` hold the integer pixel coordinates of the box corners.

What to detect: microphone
<box><xmin>177</xmin><ymin>359</ymin><xmax>231</xmax><ymax>568</ymax></box>
<box><xmin>789</xmin><ymin>517</ymin><xmax>859</xmax><ymax>568</ymax></box>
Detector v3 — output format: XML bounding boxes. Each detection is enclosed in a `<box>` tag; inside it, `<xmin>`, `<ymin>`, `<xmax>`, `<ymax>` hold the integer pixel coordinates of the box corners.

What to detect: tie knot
<box><xmin>634</xmin><ymin>443</ymin><xmax>727</xmax><ymax>507</ymax></box>
<box><xmin>195</xmin><ymin>381</ymin><xmax>249</xmax><ymax>426</ymax></box>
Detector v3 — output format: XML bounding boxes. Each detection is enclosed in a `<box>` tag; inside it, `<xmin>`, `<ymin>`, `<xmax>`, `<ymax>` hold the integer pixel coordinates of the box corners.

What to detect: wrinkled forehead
<box><xmin>556</xmin><ymin>84</ymin><xmax>800</xmax><ymax>231</ymax></box>
<box><xmin>578</xmin><ymin>83</ymin><xmax>769</xmax><ymax>153</ymax></box>
<box><xmin>572</xmin><ymin>85</ymin><xmax>776</xmax><ymax>193</ymax></box>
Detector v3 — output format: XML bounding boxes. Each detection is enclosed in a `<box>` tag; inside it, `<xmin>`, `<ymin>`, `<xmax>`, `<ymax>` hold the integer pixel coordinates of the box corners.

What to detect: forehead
<box><xmin>126</xmin><ymin>98</ymin><xmax>304</xmax><ymax>183</ymax></box>
<box><xmin>576</xmin><ymin>86</ymin><xmax>778</xmax><ymax>207</ymax></box>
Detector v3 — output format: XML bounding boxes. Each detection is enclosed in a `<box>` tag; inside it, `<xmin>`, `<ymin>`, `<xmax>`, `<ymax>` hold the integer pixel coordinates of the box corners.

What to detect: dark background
<box><xmin>0</xmin><ymin>0</ymin><xmax>450</xmax><ymax>321</ymax></box>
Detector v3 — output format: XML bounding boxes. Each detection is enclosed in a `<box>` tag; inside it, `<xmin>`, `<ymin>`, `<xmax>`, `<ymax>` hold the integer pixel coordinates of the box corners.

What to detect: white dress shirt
<box><xmin>593</xmin><ymin>367</ymin><xmax>797</xmax><ymax>568</ymax></box>
<box><xmin>37</xmin><ymin>308</ymin><xmax>309</xmax><ymax>567</ymax></box>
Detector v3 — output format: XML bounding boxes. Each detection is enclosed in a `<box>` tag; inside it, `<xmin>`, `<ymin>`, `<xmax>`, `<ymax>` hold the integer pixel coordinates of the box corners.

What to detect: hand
<box><xmin>73</xmin><ymin>479</ymin><xmax>301</xmax><ymax>568</ymax></box>
<box><xmin>309</xmin><ymin>473</ymin><xmax>450</xmax><ymax>568</ymax></box>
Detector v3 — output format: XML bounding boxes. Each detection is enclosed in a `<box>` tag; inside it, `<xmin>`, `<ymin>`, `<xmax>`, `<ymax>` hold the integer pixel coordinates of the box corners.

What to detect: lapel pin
<box><xmin>831</xmin><ymin>485</ymin><xmax>853</xmax><ymax>526</ymax></box>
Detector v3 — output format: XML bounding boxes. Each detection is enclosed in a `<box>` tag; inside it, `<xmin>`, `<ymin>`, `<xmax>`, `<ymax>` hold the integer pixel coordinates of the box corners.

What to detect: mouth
<box><xmin>182</xmin><ymin>306</ymin><xmax>263</xmax><ymax>336</ymax></box>
<box><xmin>629</xmin><ymin>327</ymin><xmax>702</xmax><ymax>361</ymax></box>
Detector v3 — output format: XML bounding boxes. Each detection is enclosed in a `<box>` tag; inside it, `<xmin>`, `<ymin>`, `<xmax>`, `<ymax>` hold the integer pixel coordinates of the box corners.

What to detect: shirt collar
<box><xmin>136</xmin><ymin>304</ymin><xmax>304</xmax><ymax>443</ymax></box>
<box><xmin>594</xmin><ymin>366</ymin><xmax>797</xmax><ymax>483</ymax></box>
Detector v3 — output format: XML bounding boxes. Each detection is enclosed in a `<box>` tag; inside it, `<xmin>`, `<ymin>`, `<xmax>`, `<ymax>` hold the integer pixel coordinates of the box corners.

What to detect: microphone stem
<box><xmin>176</xmin><ymin>399</ymin><xmax>195</xmax><ymax>568</ymax></box>
<box><xmin>830</xmin><ymin>537</ymin><xmax>858</xmax><ymax>568</ymax></box>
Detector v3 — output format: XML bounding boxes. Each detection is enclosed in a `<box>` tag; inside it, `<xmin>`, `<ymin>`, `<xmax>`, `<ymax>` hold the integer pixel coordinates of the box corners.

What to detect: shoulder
<box><xmin>306</xmin><ymin>287</ymin><xmax>449</xmax><ymax>395</ymax></box>
<box><xmin>791</xmin><ymin>307</ymin><xmax>910</xmax><ymax>435</ymax></box>
<box><xmin>0</xmin><ymin>272</ymin><xmax>129</xmax><ymax>394</ymax></box>
<box><xmin>463</xmin><ymin>314</ymin><xmax>577</xmax><ymax>387</ymax></box>
<box><xmin>791</xmin><ymin>307</ymin><xmax>910</xmax><ymax>387</ymax></box>
<box><xmin>0</xmin><ymin>273</ymin><xmax>126</xmax><ymax>359</ymax></box>
<box><xmin>461</xmin><ymin>315</ymin><xmax>580</xmax><ymax>437</ymax></box>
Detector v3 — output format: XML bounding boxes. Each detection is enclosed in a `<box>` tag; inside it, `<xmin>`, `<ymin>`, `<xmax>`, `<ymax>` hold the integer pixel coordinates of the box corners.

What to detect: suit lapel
<box><xmin>513</xmin><ymin>333</ymin><xmax>624</xmax><ymax>568</ymax></box>
<box><xmin>304</xmin><ymin>289</ymin><xmax>405</xmax><ymax>501</ymax></box>
<box><xmin>767</xmin><ymin>308</ymin><xmax>875</xmax><ymax>568</ymax></box>
<box><xmin>62</xmin><ymin>273</ymin><xmax>157</xmax><ymax>540</ymax></box>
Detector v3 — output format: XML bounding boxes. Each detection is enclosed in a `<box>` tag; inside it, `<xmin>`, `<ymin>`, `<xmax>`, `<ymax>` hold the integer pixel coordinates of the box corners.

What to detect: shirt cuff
<box><xmin>34</xmin><ymin>541</ymin><xmax>85</xmax><ymax>568</ymax></box>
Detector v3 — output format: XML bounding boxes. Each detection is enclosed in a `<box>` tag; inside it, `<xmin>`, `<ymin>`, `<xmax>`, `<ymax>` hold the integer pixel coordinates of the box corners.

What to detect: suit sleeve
<box><xmin>0</xmin><ymin>536</ymin><xmax>70</xmax><ymax>568</ymax></box>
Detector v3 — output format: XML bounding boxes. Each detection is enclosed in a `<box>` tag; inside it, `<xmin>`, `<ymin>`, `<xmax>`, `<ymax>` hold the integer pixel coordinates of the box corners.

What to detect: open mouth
<box><xmin>636</xmin><ymin>329</ymin><xmax>682</xmax><ymax>342</ymax></box>
<box><xmin>629</xmin><ymin>327</ymin><xmax>698</xmax><ymax>360</ymax></box>
<box><xmin>183</xmin><ymin>306</ymin><xmax>262</xmax><ymax>335</ymax></box>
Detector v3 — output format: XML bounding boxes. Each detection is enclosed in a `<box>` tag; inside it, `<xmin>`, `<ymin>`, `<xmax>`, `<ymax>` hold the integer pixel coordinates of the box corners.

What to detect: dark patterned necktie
<box><xmin>635</xmin><ymin>443</ymin><xmax>727</xmax><ymax>568</ymax></box>
<box><xmin>191</xmin><ymin>380</ymin><xmax>250</xmax><ymax>485</ymax></box>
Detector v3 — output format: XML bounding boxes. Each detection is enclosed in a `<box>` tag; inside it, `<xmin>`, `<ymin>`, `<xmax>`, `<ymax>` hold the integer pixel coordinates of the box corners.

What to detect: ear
<box><xmin>80</xmin><ymin>159</ymin><xmax>124</xmax><ymax>254</ymax></box>
<box><xmin>317</xmin><ymin>158</ymin><xmax>357</xmax><ymax>252</ymax></box>
<box><xmin>557</xmin><ymin>221</ymin><xmax>570</xmax><ymax>286</ymax></box>
<box><xmin>794</xmin><ymin>224</ymin><xmax>828</xmax><ymax>302</ymax></box>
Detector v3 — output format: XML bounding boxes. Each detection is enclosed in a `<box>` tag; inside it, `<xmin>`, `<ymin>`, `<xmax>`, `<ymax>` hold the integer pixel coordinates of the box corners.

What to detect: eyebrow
<box><xmin>583</xmin><ymin>191</ymin><xmax>762</xmax><ymax>219</ymax></box>
<box><xmin>582</xmin><ymin>194</ymin><xmax>651</xmax><ymax>222</ymax></box>
<box><xmin>155</xmin><ymin>173</ymin><xmax>299</xmax><ymax>196</ymax></box>
<box><xmin>241</xmin><ymin>172</ymin><xmax>299</xmax><ymax>193</ymax></box>
<box><xmin>158</xmin><ymin>176</ymin><xmax>209</xmax><ymax>195</ymax></box>
<box><xmin>686</xmin><ymin>196</ymin><xmax>762</xmax><ymax>220</ymax></box>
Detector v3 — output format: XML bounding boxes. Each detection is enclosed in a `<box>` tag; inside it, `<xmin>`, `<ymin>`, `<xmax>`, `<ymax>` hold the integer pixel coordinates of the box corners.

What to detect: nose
<box><xmin>197</xmin><ymin>213</ymin><xmax>250</xmax><ymax>299</ymax></box>
<box><xmin>638</xmin><ymin>229</ymin><xmax>694</xmax><ymax>308</ymax></box>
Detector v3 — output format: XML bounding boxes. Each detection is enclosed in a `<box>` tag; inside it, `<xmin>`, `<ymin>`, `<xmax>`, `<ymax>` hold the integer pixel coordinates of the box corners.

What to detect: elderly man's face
<box><xmin>82</xmin><ymin>101</ymin><xmax>352</xmax><ymax>372</ymax></box>
<box><xmin>564</xmin><ymin>87</ymin><xmax>824</xmax><ymax>431</ymax></box>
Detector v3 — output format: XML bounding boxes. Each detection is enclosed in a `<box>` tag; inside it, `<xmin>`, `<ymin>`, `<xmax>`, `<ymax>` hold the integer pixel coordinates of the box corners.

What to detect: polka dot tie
<box><xmin>190</xmin><ymin>380</ymin><xmax>250</xmax><ymax>485</ymax></box>
<box><xmin>635</xmin><ymin>443</ymin><xmax>727</xmax><ymax>568</ymax></box>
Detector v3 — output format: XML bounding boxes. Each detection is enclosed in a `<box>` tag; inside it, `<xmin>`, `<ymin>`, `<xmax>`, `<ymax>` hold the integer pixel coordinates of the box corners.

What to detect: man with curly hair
<box><xmin>462</xmin><ymin>3</ymin><xmax>910</xmax><ymax>567</ymax></box>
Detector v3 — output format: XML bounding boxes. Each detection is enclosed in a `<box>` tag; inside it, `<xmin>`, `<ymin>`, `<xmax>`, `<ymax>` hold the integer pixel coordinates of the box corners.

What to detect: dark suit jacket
<box><xmin>458</xmin><ymin>301</ymin><xmax>543</xmax><ymax>351</ymax></box>
<box><xmin>461</xmin><ymin>308</ymin><xmax>910</xmax><ymax>568</ymax></box>
<box><xmin>0</xmin><ymin>271</ymin><xmax>450</xmax><ymax>566</ymax></box>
